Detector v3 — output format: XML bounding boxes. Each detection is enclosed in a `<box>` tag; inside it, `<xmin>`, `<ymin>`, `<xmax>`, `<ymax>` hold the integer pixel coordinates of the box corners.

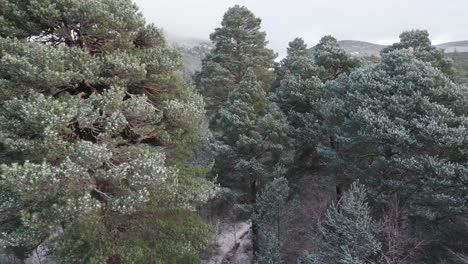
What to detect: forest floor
<box><xmin>204</xmin><ymin>221</ymin><xmax>253</xmax><ymax>264</ymax></box>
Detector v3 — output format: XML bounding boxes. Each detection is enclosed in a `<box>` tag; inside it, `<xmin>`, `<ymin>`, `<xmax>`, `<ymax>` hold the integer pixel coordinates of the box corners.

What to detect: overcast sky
<box><xmin>133</xmin><ymin>0</ymin><xmax>468</xmax><ymax>56</ymax></box>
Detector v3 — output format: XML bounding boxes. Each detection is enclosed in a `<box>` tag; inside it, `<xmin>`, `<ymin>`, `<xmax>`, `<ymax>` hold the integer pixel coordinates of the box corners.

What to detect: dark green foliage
<box><xmin>321</xmin><ymin>48</ymin><xmax>468</xmax><ymax>260</ymax></box>
<box><xmin>302</xmin><ymin>182</ymin><xmax>423</xmax><ymax>264</ymax></box>
<box><xmin>271</xmin><ymin>38</ymin><xmax>325</xmax><ymax>171</ymax></box>
<box><xmin>215</xmin><ymin>68</ymin><xmax>267</xmax><ymax>144</ymax></box>
<box><xmin>382</xmin><ymin>30</ymin><xmax>455</xmax><ymax>78</ymax></box>
<box><xmin>194</xmin><ymin>5</ymin><xmax>275</xmax><ymax>114</ymax></box>
<box><xmin>212</xmin><ymin>68</ymin><xmax>291</xmax><ymax>193</ymax></box>
<box><xmin>1</xmin><ymin>2</ymin><xmax>466</xmax><ymax>262</ymax></box>
<box><xmin>314</xmin><ymin>35</ymin><xmax>361</xmax><ymax>81</ymax></box>
<box><xmin>210</xmin><ymin>68</ymin><xmax>292</xmax><ymax>260</ymax></box>
<box><xmin>272</xmin><ymin>38</ymin><xmax>319</xmax><ymax>89</ymax></box>
<box><xmin>256</xmin><ymin>177</ymin><xmax>289</xmax><ymax>264</ymax></box>
<box><xmin>0</xmin><ymin>0</ymin><xmax>149</xmax><ymax>48</ymax></box>
<box><xmin>303</xmin><ymin>182</ymin><xmax>382</xmax><ymax>264</ymax></box>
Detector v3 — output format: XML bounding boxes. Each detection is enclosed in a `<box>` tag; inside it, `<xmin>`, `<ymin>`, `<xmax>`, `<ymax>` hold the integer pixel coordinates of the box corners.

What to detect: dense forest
<box><xmin>0</xmin><ymin>1</ymin><xmax>467</xmax><ymax>264</ymax></box>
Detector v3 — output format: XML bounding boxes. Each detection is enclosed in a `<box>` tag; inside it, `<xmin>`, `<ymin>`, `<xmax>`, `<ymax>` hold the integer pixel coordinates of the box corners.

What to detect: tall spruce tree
<box><xmin>194</xmin><ymin>5</ymin><xmax>275</xmax><ymax>115</ymax></box>
<box><xmin>0</xmin><ymin>0</ymin><xmax>215</xmax><ymax>263</ymax></box>
<box><xmin>320</xmin><ymin>46</ymin><xmax>468</xmax><ymax>261</ymax></box>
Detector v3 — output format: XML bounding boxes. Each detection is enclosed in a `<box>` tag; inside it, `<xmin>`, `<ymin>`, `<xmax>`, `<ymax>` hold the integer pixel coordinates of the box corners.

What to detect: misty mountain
<box><xmin>164</xmin><ymin>33</ymin><xmax>213</xmax><ymax>79</ymax></box>
<box><xmin>436</xmin><ymin>40</ymin><xmax>468</xmax><ymax>53</ymax></box>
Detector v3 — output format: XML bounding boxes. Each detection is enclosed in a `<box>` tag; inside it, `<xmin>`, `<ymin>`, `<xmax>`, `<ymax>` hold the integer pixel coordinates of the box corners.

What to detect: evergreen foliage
<box><xmin>0</xmin><ymin>0</ymin><xmax>215</xmax><ymax>262</ymax></box>
<box><xmin>212</xmin><ymin>68</ymin><xmax>292</xmax><ymax>193</ymax></box>
<box><xmin>321</xmin><ymin>47</ymin><xmax>468</xmax><ymax>259</ymax></box>
<box><xmin>302</xmin><ymin>182</ymin><xmax>423</xmax><ymax>264</ymax></box>
<box><xmin>211</xmin><ymin>68</ymin><xmax>292</xmax><ymax>259</ymax></box>
<box><xmin>382</xmin><ymin>30</ymin><xmax>455</xmax><ymax>78</ymax></box>
<box><xmin>194</xmin><ymin>5</ymin><xmax>275</xmax><ymax>115</ymax></box>
<box><xmin>271</xmin><ymin>38</ymin><xmax>325</xmax><ymax>171</ymax></box>
<box><xmin>272</xmin><ymin>38</ymin><xmax>318</xmax><ymax>90</ymax></box>
<box><xmin>303</xmin><ymin>182</ymin><xmax>382</xmax><ymax>264</ymax></box>
<box><xmin>313</xmin><ymin>35</ymin><xmax>361</xmax><ymax>81</ymax></box>
<box><xmin>0</xmin><ymin>2</ymin><xmax>466</xmax><ymax>262</ymax></box>
<box><xmin>256</xmin><ymin>177</ymin><xmax>289</xmax><ymax>264</ymax></box>
<box><xmin>215</xmin><ymin>68</ymin><xmax>267</xmax><ymax>145</ymax></box>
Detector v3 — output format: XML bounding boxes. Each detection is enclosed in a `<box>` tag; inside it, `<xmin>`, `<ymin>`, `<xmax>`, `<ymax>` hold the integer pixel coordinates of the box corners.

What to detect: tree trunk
<box><xmin>330</xmin><ymin>134</ymin><xmax>343</xmax><ymax>203</ymax></box>
<box><xmin>251</xmin><ymin>179</ymin><xmax>259</xmax><ymax>260</ymax></box>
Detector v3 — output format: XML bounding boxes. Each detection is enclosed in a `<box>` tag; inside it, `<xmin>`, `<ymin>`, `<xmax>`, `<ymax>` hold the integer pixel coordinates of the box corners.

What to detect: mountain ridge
<box><xmin>309</xmin><ymin>40</ymin><xmax>468</xmax><ymax>57</ymax></box>
<box><xmin>165</xmin><ymin>32</ymin><xmax>468</xmax><ymax>56</ymax></box>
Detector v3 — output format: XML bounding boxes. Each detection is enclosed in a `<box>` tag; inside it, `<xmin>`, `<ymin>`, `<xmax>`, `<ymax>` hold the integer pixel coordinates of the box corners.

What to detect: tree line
<box><xmin>0</xmin><ymin>1</ymin><xmax>467</xmax><ymax>263</ymax></box>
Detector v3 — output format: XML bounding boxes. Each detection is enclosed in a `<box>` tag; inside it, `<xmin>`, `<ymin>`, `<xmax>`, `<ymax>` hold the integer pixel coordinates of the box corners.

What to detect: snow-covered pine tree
<box><xmin>321</xmin><ymin>34</ymin><xmax>468</xmax><ymax>261</ymax></box>
<box><xmin>382</xmin><ymin>29</ymin><xmax>455</xmax><ymax>78</ymax></box>
<box><xmin>0</xmin><ymin>0</ymin><xmax>215</xmax><ymax>262</ymax></box>
<box><xmin>302</xmin><ymin>182</ymin><xmax>383</xmax><ymax>264</ymax></box>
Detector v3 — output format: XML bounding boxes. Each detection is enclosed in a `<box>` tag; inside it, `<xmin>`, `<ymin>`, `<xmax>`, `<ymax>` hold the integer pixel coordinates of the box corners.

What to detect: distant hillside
<box><xmin>436</xmin><ymin>41</ymin><xmax>468</xmax><ymax>53</ymax></box>
<box><xmin>164</xmin><ymin>33</ymin><xmax>213</xmax><ymax>80</ymax></box>
<box><xmin>309</xmin><ymin>40</ymin><xmax>385</xmax><ymax>57</ymax></box>
<box><xmin>165</xmin><ymin>33</ymin><xmax>468</xmax><ymax>84</ymax></box>
<box><xmin>173</xmin><ymin>43</ymin><xmax>212</xmax><ymax>79</ymax></box>
<box><xmin>309</xmin><ymin>40</ymin><xmax>468</xmax><ymax>58</ymax></box>
<box><xmin>447</xmin><ymin>52</ymin><xmax>468</xmax><ymax>84</ymax></box>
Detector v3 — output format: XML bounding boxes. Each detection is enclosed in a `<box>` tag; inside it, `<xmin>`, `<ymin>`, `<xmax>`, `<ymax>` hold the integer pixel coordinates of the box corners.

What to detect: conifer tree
<box><xmin>212</xmin><ymin>68</ymin><xmax>292</xmax><ymax>258</ymax></box>
<box><xmin>313</xmin><ymin>35</ymin><xmax>360</xmax><ymax>81</ymax></box>
<box><xmin>302</xmin><ymin>182</ymin><xmax>422</xmax><ymax>264</ymax></box>
<box><xmin>272</xmin><ymin>38</ymin><xmax>318</xmax><ymax>90</ymax></box>
<box><xmin>272</xmin><ymin>38</ymin><xmax>324</xmax><ymax>170</ymax></box>
<box><xmin>302</xmin><ymin>182</ymin><xmax>383</xmax><ymax>264</ymax></box>
<box><xmin>0</xmin><ymin>0</ymin><xmax>215</xmax><ymax>262</ymax></box>
<box><xmin>194</xmin><ymin>5</ymin><xmax>275</xmax><ymax>115</ymax></box>
<box><xmin>256</xmin><ymin>177</ymin><xmax>290</xmax><ymax>264</ymax></box>
<box><xmin>321</xmin><ymin>46</ymin><xmax>468</xmax><ymax>259</ymax></box>
<box><xmin>382</xmin><ymin>30</ymin><xmax>455</xmax><ymax>78</ymax></box>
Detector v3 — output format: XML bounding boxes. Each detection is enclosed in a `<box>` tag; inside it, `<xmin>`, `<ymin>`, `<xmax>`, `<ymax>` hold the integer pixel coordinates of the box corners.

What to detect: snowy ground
<box><xmin>204</xmin><ymin>221</ymin><xmax>253</xmax><ymax>264</ymax></box>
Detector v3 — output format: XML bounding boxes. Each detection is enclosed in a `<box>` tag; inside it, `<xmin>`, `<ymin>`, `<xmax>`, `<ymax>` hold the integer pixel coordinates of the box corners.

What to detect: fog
<box><xmin>133</xmin><ymin>0</ymin><xmax>468</xmax><ymax>55</ymax></box>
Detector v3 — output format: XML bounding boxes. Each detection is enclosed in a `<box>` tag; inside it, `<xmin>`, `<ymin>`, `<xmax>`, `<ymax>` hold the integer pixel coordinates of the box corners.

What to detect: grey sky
<box><xmin>133</xmin><ymin>0</ymin><xmax>468</xmax><ymax>56</ymax></box>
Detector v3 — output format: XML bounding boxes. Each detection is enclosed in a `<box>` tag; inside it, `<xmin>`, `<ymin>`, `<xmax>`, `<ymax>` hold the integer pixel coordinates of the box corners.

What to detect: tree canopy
<box><xmin>194</xmin><ymin>5</ymin><xmax>275</xmax><ymax>115</ymax></box>
<box><xmin>0</xmin><ymin>0</ymin><xmax>215</xmax><ymax>262</ymax></box>
<box><xmin>321</xmin><ymin>48</ymin><xmax>468</xmax><ymax>260</ymax></box>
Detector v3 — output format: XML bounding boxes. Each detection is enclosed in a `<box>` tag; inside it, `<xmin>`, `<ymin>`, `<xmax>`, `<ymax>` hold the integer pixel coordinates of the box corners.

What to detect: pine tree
<box><xmin>256</xmin><ymin>177</ymin><xmax>290</xmax><ymax>264</ymax></box>
<box><xmin>302</xmin><ymin>182</ymin><xmax>423</xmax><ymax>264</ymax></box>
<box><xmin>302</xmin><ymin>182</ymin><xmax>383</xmax><ymax>264</ymax></box>
<box><xmin>0</xmin><ymin>0</ymin><xmax>215</xmax><ymax>262</ymax></box>
<box><xmin>213</xmin><ymin>70</ymin><xmax>290</xmax><ymax>190</ymax></box>
<box><xmin>320</xmin><ymin>46</ymin><xmax>468</xmax><ymax>260</ymax></box>
<box><xmin>212</xmin><ymin>68</ymin><xmax>292</xmax><ymax>258</ymax></box>
<box><xmin>271</xmin><ymin>38</ymin><xmax>324</xmax><ymax>170</ymax></box>
<box><xmin>382</xmin><ymin>30</ymin><xmax>455</xmax><ymax>78</ymax></box>
<box><xmin>272</xmin><ymin>38</ymin><xmax>318</xmax><ymax>90</ymax></box>
<box><xmin>313</xmin><ymin>35</ymin><xmax>360</xmax><ymax>81</ymax></box>
<box><xmin>194</xmin><ymin>5</ymin><xmax>275</xmax><ymax>115</ymax></box>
